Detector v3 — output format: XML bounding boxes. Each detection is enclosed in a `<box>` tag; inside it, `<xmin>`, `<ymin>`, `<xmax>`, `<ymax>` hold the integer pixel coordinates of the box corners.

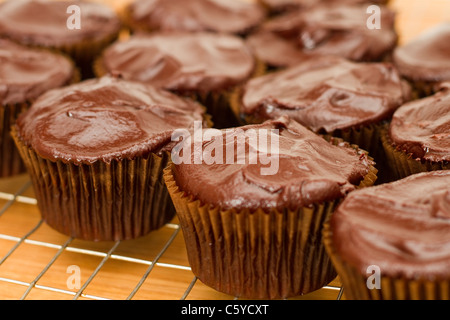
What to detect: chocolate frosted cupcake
<box><xmin>0</xmin><ymin>39</ymin><xmax>77</xmax><ymax>177</ymax></box>
<box><xmin>257</xmin><ymin>0</ymin><xmax>314</xmax><ymax>14</ymax></box>
<box><xmin>232</xmin><ymin>55</ymin><xmax>411</xmax><ymax>174</ymax></box>
<box><xmin>96</xmin><ymin>31</ymin><xmax>262</xmax><ymax>129</ymax></box>
<box><xmin>123</xmin><ymin>0</ymin><xmax>267</xmax><ymax>36</ymax></box>
<box><xmin>247</xmin><ymin>3</ymin><xmax>397</xmax><ymax>69</ymax></box>
<box><xmin>259</xmin><ymin>0</ymin><xmax>389</xmax><ymax>14</ymax></box>
<box><xmin>393</xmin><ymin>23</ymin><xmax>450</xmax><ymax>97</ymax></box>
<box><xmin>382</xmin><ymin>83</ymin><xmax>450</xmax><ymax>181</ymax></box>
<box><xmin>324</xmin><ymin>171</ymin><xmax>450</xmax><ymax>300</ymax></box>
<box><xmin>12</xmin><ymin>75</ymin><xmax>208</xmax><ymax>241</ymax></box>
<box><xmin>164</xmin><ymin>116</ymin><xmax>377</xmax><ymax>299</ymax></box>
<box><xmin>0</xmin><ymin>0</ymin><xmax>121</xmax><ymax>78</ymax></box>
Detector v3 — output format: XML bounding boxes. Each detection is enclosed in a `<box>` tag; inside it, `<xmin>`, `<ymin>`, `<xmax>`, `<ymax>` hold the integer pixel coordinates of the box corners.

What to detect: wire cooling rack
<box><xmin>0</xmin><ymin>174</ymin><xmax>343</xmax><ymax>300</ymax></box>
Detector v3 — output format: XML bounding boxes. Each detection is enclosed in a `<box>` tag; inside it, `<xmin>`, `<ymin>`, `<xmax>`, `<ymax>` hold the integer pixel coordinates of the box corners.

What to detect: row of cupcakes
<box><xmin>0</xmin><ymin>0</ymin><xmax>448</xmax><ymax>300</ymax></box>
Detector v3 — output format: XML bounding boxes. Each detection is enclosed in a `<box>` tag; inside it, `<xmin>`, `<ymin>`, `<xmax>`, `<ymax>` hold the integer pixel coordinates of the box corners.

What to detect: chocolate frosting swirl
<box><xmin>172</xmin><ymin>116</ymin><xmax>373</xmax><ymax>211</ymax></box>
<box><xmin>0</xmin><ymin>39</ymin><xmax>75</xmax><ymax>105</ymax></box>
<box><xmin>389</xmin><ymin>83</ymin><xmax>450</xmax><ymax>162</ymax></box>
<box><xmin>15</xmin><ymin>76</ymin><xmax>206</xmax><ymax>164</ymax></box>
<box><xmin>126</xmin><ymin>0</ymin><xmax>266</xmax><ymax>34</ymax></box>
<box><xmin>329</xmin><ymin>171</ymin><xmax>450</xmax><ymax>279</ymax></box>
<box><xmin>393</xmin><ymin>23</ymin><xmax>450</xmax><ymax>83</ymax></box>
<box><xmin>100</xmin><ymin>32</ymin><xmax>256</xmax><ymax>93</ymax></box>
<box><xmin>240</xmin><ymin>55</ymin><xmax>411</xmax><ymax>133</ymax></box>
<box><xmin>247</xmin><ymin>3</ymin><xmax>397</xmax><ymax>67</ymax></box>
<box><xmin>0</xmin><ymin>0</ymin><xmax>121</xmax><ymax>47</ymax></box>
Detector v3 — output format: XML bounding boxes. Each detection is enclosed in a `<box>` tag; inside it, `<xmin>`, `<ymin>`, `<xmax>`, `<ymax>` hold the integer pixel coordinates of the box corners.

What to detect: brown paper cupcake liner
<box><xmin>327</xmin><ymin>122</ymin><xmax>392</xmax><ymax>184</ymax></box>
<box><xmin>327</xmin><ymin>123</ymin><xmax>386</xmax><ymax>160</ymax></box>
<box><xmin>0</xmin><ymin>102</ymin><xmax>30</xmax><ymax>177</ymax></box>
<box><xmin>163</xmin><ymin>138</ymin><xmax>377</xmax><ymax>299</ymax></box>
<box><xmin>12</xmin><ymin>126</ymin><xmax>175</xmax><ymax>241</ymax></box>
<box><xmin>323</xmin><ymin>223</ymin><xmax>450</xmax><ymax>300</ymax></box>
<box><xmin>406</xmin><ymin>79</ymin><xmax>443</xmax><ymax>99</ymax></box>
<box><xmin>381</xmin><ymin>127</ymin><xmax>449</xmax><ymax>181</ymax></box>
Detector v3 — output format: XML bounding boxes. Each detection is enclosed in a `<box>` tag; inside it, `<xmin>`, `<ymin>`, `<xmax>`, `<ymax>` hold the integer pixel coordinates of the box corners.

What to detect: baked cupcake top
<box><xmin>240</xmin><ymin>55</ymin><xmax>411</xmax><ymax>133</ymax></box>
<box><xmin>99</xmin><ymin>32</ymin><xmax>256</xmax><ymax>93</ymax></box>
<box><xmin>172</xmin><ymin>116</ymin><xmax>373</xmax><ymax>211</ymax></box>
<box><xmin>329</xmin><ymin>170</ymin><xmax>450</xmax><ymax>279</ymax></box>
<box><xmin>15</xmin><ymin>76</ymin><xmax>206</xmax><ymax>164</ymax></box>
<box><xmin>260</xmin><ymin>0</ymin><xmax>389</xmax><ymax>13</ymax></box>
<box><xmin>388</xmin><ymin>83</ymin><xmax>450</xmax><ymax>163</ymax></box>
<box><xmin>393</xmin><ymin>23</ymin><xmax>450</xmax><ymax>84</ymax></box>
<box><xmin>0</xmin><ymin>0</ymin><xmax>121</xmax><ymax>47</ymax></box>
<box><xmin>125</xmin><ymin>0</ymin><xmax>266</xmax><ymax>35</ymax></box>
<box><xmin>247</xmin><ymin>3</ymin><xmax>397</xmax><ymax>67</ymax></box>
<box><xmin>0</xmin><ymin>39</ymin><xmax>75</xmax><ymax>105</ymax></box>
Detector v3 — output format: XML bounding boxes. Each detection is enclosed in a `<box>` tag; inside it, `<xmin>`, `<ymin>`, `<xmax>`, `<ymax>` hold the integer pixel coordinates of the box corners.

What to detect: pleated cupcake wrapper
<box><xmin>163</xmin><ymin>139</ymin><xmax>377</xmax><ymax>299</ymax></box>
<box><xmin>407</xmin><ymin>79</ymin><xmax>442</xmax><ymax>99</ymax></box>
<box><xmin>327</xmin><ymin>122</ymin><xmax>391</xmax><ymax>183</ymax></box>
<box><xmin>326</xmin><ymin>122</ymin><xmax>386</xmax><ymax>161</ymax></box>
<box><xmin>0</xmin><ymin>102</ymin><xmax>30</xmax><ymax>177</ymax></box>
<box><xmin>323</xmin><ymin>223</ymin><xmax>450</xmax><ymax>300</ymax></box>
<box><xmin>12</xmin><ymin>126</ymin><xmax>175</xmax><ymax>241</ymax></box>
<box><xmin>381</xmin><ymin>127</ymin><xmax>449</xmax><ymax>181</ymax></box>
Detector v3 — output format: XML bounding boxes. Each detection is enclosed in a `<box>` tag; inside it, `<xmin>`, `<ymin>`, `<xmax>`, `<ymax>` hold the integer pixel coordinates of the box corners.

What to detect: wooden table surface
<box><xmin>0</xmin><ymin>0</ymin><xmax>449</xmax><ymax>300</ymax></box>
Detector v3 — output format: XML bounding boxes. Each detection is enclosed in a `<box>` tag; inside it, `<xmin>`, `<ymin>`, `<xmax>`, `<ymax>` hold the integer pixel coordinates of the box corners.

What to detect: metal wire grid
<box><xmin>0</xmin><ymin>178</ymin><xmax>343</xmax><ymax>300</ymax></box>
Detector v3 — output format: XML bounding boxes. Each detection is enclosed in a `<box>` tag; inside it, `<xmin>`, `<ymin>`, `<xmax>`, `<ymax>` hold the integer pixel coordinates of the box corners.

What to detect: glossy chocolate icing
<box><xmin>247</xmin><ymin>3</ymin><xmax>397</xmax><ymax>67</ymax></box>
<box><xmin>0</xmin><ymin>0</ymin><xmax>121</xmax><ymax>47</ymax></box>
<box><xmin>389</xmin><ymin>83</ymin><xmax>450</xmax><ymax>162</ymax></box>
<box><xmin>240</xmin><ymin>55</ymin><xmax>411</xmax><ymax>133</ymax></box>
<box><xmin>126</xmin><ymin>0</ymin><xmax>266</xmax><ymax>34</ymax></box>
<box><xmin>0</xmin><ymin>39</ymin><xmax>75</xmax><ymax>105</ymax></box>
<box><xmin>15</xmin><ymin>76</ymin><xmax>206</xmax><ymax>164</ymax></box>
<box><xmin>100</xmin><ymin>32</ymin><xmax>256</xmax><ymax>93</ymax></box>
<box><xmin>172</xmin><ymin>116</ymin><xmax>373</xmax><ymax>211</ymax></box>
<box><xmin>329</xmin><ymin>170</ymin><xmax>450</xmax><ymax>279</ymax></box>
<box><xmin>393</xmin><ymin>23</ymin><xmax>450</xmax><ymax>83</ymax></box>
